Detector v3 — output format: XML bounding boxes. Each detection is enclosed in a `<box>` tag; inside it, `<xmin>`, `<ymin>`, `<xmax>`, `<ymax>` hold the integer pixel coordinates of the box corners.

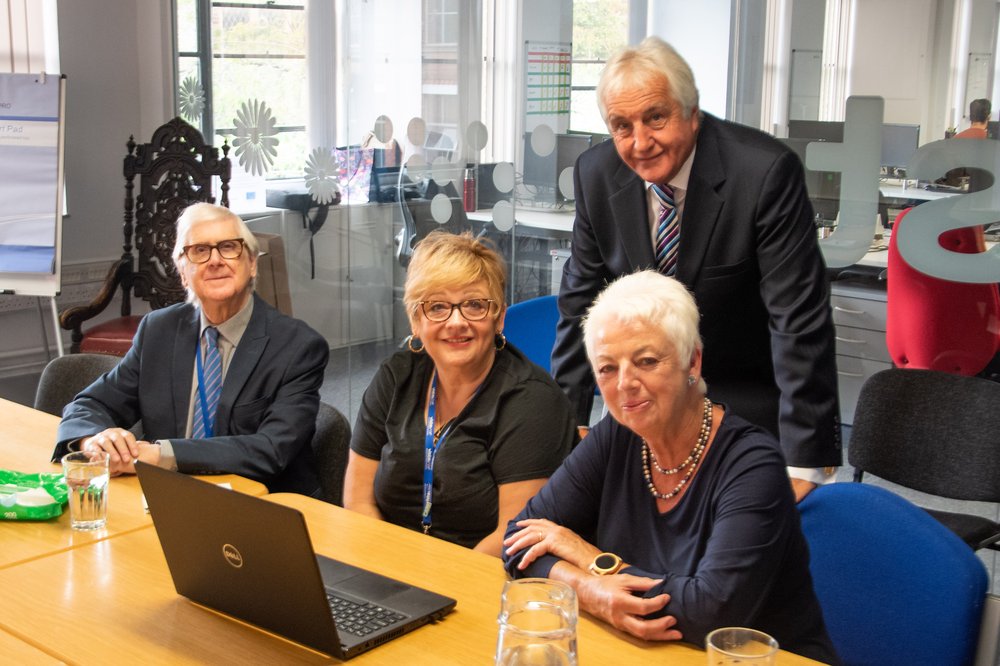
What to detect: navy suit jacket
<box><xmin>53</xmin><ymin>294</ymin><xmax>330</xmax><ymax>494</ymax></box>
<box><xmin>552</xmin><ymin>114</ymin><xmax>841</xmax><ymax>468</ymax></box>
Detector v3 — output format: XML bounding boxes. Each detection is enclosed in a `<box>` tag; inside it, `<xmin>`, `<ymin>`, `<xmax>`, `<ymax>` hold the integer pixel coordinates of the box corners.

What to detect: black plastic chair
<box><xmin>849</xmin><ymin>367</ymin><xmax>1000</xmax><ymax>551</ymax></box>
<box><xmin>34</xmin><ymin>353</ymin><xmax>122</xmax><ymax>417</ymax></box>
<box><xmin>312</xmin><ymin>402</ymin><xmax>351</xmax><ymax>506</ymax></box>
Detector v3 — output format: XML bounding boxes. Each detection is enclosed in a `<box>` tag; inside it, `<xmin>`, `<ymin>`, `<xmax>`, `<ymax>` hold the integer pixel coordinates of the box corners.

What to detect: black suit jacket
<box><xmin>54</xmin><ymin>295</ymin><xmax>330</xmax><ymax>494</ymax></box>
<box><xmin>552</xmin><ymin>114</ymin><xmax>841</xmax><ymax>468</ymax></box>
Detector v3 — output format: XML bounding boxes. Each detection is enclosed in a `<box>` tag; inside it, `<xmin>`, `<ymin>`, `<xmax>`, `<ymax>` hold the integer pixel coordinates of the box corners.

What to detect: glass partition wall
<box><xmin>173</xmin><ymin>0</ymin><xmax>581</xmax><ymax>419</ymax></box>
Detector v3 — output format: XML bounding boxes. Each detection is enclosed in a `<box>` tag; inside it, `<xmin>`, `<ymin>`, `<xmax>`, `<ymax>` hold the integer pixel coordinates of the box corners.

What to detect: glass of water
<box><xmin>61</xmin><ymin>450</ymin><xmax>110</xmax><ymax>530</ymax></box>
<box><xmin>495</xmin><ymin>578</ymin><xmax>577</xmax><ymax>666</ymax></box>
<box><xmin>706</xmin><ymin>627</ymin><xmax>779</xmax><ymax>665</ymax></box>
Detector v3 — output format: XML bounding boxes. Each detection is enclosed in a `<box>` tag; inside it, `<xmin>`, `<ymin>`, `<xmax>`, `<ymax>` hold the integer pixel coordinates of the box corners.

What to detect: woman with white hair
<box><xmin>502</xmin><ymin>270</ymin><xmax>839</xmax><ymax>664</ymax></box>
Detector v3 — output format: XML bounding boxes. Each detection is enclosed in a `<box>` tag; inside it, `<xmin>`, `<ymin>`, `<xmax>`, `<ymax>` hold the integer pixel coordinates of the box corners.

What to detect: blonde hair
<box><xmin>404</xmin><ymin>231</ymin><xmax>507</xmax><ymax>322</ymax></box>
<box><xmin>596</xmin><ymin>36</ymin><xmax>699</xmax><ymax>124</ymax></box>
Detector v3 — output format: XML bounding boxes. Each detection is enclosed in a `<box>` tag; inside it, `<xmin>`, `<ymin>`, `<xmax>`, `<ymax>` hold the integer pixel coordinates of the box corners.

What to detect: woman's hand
<box><xmin>573</xmin><ymin>572</ymin><xmax>681</xmax><ymax>642</ymax></box>
<box><xmin>503</xmin><ymin>518</ymin><xmax>601</xmax><ymax>571</ymax></box>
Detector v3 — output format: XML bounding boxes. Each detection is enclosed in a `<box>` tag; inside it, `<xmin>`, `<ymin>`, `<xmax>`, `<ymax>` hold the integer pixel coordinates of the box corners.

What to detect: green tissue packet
<box><xmin>0</xmin><ymin>469</ymin><xmax>69</xmax><ymax>520</ymax></box>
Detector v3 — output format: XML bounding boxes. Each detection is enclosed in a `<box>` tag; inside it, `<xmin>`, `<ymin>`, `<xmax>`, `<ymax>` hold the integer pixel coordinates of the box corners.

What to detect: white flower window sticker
<box><xmin>178</xmin><ymin>76</ymin><xmax>205</xmax><ymax>124</ymax></box>
<box><xmin>304</xmin><ymin>147</ymin><xmax>340</xmax><ymax>205</ymax></box>
<box><xmin>232</xmin><ymin>99</ymin><xmax>279</xmax><ymax>177</ymax></box>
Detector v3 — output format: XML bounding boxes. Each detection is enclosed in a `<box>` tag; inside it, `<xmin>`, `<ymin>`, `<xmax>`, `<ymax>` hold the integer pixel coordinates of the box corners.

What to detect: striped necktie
<box><xmin>192</xmin><ymin>326</ymin><xmax>222</xmax><ymax>439</ymax></box>
<box><xmin>652</xmin><ymin>183</ymin><xmax>679</xmax><ymax>276</ymax></box>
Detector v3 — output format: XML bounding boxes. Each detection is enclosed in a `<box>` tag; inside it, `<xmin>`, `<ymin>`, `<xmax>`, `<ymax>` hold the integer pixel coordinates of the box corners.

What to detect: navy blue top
<box><xmin>502</xmin><ymin>409</ymin><xmax>839</xmax><ymax>664</ymax></box>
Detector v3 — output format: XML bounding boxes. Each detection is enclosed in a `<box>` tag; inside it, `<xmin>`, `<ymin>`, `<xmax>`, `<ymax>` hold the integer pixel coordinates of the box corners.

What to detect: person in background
<box><xmin>53</xmin><ymin>203</ymin><xmax>329</xmax><ymax>495</ymax></box>
<box><xmin>344</xmin><ymin>231</ymin><xmax>577</xmax><ymax>556</ymax></box>
<box><xmin>955</xmin><ymin>98</ymin><xmax>992</xmax><ymax>139</ymax></box>
<box><xmin>551</xmin><ymin>36</ymin><xmax>840</xmax><ymax>501</ymax></box>
<box><xmin>941</xmin><ymin>98</ymin><xmax>993</xmax><ymax>192</ymax></box>
<box><xmin>504</xmin><ymin>271</ymin><xmax>840</xmax><ymax>664</ymax></box>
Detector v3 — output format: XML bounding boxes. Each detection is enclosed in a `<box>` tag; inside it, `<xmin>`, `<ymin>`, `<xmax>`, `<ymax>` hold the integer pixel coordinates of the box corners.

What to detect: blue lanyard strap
<box><xmin>195</xmin><ymin>331</ymin><xmax>215</xmax><ymax>439</ymax></box>
<box><xmin>422</xmin><ymin>371</ymin><xmax>481</xmax><ymax>535</ymax></box>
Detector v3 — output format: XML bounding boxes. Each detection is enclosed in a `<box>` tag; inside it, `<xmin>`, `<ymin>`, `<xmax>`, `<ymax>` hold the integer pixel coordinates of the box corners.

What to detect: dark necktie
<box><xmin>193</xmin><ymin>326</ymin><xmax>222</xmax><ymax>439</ymax></box>
<box><xmin>652</xmin><ymin>183</ymin><xmax>679</xmax><ymax>275</ymax></box>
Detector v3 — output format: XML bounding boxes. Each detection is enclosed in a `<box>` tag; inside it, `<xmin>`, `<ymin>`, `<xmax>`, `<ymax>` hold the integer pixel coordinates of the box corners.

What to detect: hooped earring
<box><xmin>406</xmin><ymin>335</ymin><xmax>425</xmax><ymax>353</ymax></box>
<box><xmin>495</xmin><ymin>332</ymin><xmax>507</xmax><ymax>351</ymax></box>
<box><xmin>687</xmin><ymin>375</ymin><xmax>696</xmax><ymax>386</ymax></box>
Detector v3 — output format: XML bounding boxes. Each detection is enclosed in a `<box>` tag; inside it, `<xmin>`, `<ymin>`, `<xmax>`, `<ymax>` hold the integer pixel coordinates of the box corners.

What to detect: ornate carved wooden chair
<box><xmin>60</xmin><ymin>117</ymin><xmax>231</xmax><ymax>354</ymax></box>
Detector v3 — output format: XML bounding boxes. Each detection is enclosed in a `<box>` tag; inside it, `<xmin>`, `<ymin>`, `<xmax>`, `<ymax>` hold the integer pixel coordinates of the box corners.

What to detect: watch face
<box><xmin>595</xmin><ymin>554</ymin><xmax>616</xmax><ymax>570</ymax></box>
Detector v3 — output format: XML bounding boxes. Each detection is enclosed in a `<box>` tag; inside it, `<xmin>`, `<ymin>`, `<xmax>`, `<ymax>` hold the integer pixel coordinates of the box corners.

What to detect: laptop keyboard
<box><xmin>326</xmin><ymin>592</ymin><xmax>407</xmax><ymax>637</ymax></box>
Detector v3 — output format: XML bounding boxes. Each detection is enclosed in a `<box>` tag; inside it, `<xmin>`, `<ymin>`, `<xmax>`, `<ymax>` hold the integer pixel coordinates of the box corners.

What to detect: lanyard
<box><xmin>421</xmin><ymin>371</ymin><xmax>482</xmax><ymax>535</ymax></box>
<box><xmin>195</xmin><ymin>331</ymin><xmax>215</xmax><ymax>438</ymax></box>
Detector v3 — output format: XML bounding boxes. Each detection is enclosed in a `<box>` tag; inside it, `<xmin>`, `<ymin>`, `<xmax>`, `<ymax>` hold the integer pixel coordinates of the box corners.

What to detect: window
<box><xmin>174</xmin><ymin>0</ymin><xmax>307</xmax><ymax>189</ymax></box>
<box><xmin>569</xmin><ymin>0</ymin><xmax>628</xmax><ymax>133</ymax></box>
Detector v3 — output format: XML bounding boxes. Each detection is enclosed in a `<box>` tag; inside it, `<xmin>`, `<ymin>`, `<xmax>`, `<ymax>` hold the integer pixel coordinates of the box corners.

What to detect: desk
<box><xmin>879</xmin><ymin>183</ymin><xmax>961</xmax><ymax>202</ymax></box>
<box><xmin>0</xmin><ymin>398</ymin><xmax>267</xmax><ymax>569</ymax></box>
<box><xmin>469</xmin><ymin>208</ymin><xmax>575</xmax><ymax>300</ymax></box>
<box><xmin>468</xmin><ymin>206</ymin><xmax>575</xmax><ymax>238</ymax></box>
<box><xmin>0</xmin><ymin>488</ymin><xmax>819</xmax><ymax>664</ymax></box>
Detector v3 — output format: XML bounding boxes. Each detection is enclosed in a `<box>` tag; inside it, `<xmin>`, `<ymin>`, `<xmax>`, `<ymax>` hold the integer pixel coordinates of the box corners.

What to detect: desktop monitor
<box><xmin>779</xmin><ymin>137</ymin><xmax>841</xmax><ymax>204</ymax></box>
<box><xmin>523</xmin><ymin>132</ymin><xmax>592</xmax><ymax>202</ymax></box>
<box><xmin>787</xmin><ymin>119</ymin><xmax>845</xmax><ymax>143</ymax></box>
<box><xmin>880</xmin><ymin>123</ymin><xmax>920</xmax><ymax>170</ymax></box>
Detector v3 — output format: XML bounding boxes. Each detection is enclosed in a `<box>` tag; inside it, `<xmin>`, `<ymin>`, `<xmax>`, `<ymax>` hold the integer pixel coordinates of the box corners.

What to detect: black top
<box><xmin>351</xmin><ymin>344</ymin><xmax>577</xmax><ymax>548</ymax></box>
<box><xmin>503</xmin><ymin>409</ymin><xmax>840</xmax><ymax>665</ymax></box>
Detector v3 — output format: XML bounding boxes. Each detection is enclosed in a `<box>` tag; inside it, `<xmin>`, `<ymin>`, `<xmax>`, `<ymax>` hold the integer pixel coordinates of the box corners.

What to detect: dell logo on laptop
<box><xmin>222</xmin><ymin>544</ymin><xmax>244</xmax><ymax>568</ymax></box>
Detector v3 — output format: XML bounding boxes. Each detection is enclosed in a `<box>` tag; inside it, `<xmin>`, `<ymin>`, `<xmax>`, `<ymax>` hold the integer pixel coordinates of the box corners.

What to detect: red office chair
<box><xmin>886</xmin><ymin>207</ymin><xmax>1000</xmax><ymax>375</ymax></box>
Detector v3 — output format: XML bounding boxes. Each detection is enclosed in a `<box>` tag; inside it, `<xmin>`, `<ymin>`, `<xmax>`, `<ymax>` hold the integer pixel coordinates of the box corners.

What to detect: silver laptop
<box><xmin>135</xmin><ymin>462</ymin><xmax>456</xmax><ymax>659</ymax></box>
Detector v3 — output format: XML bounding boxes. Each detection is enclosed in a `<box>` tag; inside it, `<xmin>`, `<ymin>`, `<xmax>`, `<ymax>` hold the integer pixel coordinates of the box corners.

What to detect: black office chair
<box><xmin>311</xmin><ymin>402</ymin><xmax>351</xmax><ymax>506</ymax></box>
<box><xmin>849</xmin><ymin>367</ymin><xmax>1000</xmax><ymax>551</ymax></box>
<box><xmin>34</xmin><ymin>353</ymin><xmax>122</xmax><ymax>416</ymax></box>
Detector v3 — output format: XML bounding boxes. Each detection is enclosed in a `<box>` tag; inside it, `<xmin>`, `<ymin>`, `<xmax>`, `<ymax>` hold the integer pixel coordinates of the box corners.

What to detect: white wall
<box><xmin>0</xmin><ymin>0</ymin><xmax>168</xmax><ymax>370</ymax></box>
<box><xmin>58</xmin><ymin>0</ymin><xmax>170</xmax><ymax>265</ymax></box>
<box><xmin>647</xmin><ymin>0</ymin><xmax>732</xmax><ymax>118</ymax></box>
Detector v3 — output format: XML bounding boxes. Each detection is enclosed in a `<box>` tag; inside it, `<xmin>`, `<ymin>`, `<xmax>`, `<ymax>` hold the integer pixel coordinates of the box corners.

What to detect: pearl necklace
<box><xmin>641</xmin><ymin>397</ymin><xmax>713</xmax><ymax>501</ymax></box>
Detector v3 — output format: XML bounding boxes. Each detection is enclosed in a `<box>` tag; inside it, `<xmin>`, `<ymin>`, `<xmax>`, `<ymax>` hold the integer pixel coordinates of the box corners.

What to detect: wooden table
<box><xmin>0</xmin><ymin>399</ymin><xmax>820</xmax><ymax>664</ymax></box>
<box><xmin>0</xmin><ymin>398</ymin><xmax>267</xmax><ymax>569</ymax></box>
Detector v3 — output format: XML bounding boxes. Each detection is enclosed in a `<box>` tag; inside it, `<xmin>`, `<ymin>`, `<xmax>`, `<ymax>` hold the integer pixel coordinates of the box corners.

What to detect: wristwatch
<box><xmin>588</xmin><ymin>552</ymin><xmax>623</xmax><ymax>576</ymax></box>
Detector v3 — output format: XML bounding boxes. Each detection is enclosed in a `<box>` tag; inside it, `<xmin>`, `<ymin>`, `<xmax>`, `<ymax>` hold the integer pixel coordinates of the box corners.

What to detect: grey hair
<box><xmin>582</xmin><ymin>270</ymin><xmax>705</xmax><ymax>392</ymax></box>
<box><xmin>596</xmin><ymin>36</ymin><xmax>700</xmax><ymax>124</ymax></box>
<box><xmin>172</xmin><ymin>202</ymin><xmax>259</xmax><ymax>303</ymax></box>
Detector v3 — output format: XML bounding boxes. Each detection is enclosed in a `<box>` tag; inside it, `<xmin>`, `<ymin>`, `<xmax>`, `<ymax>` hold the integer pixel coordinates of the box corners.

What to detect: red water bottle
<box><xmin>463</xmin><ymin>164</ymin><xmax>477</xmax><ymax>212</ymax></box>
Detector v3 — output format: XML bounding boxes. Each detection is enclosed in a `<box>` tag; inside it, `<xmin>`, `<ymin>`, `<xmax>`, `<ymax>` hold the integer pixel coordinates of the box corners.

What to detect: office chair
<box><xmin>799</xmin><ymin>483</ymin><xmax>988</xmax><ymax>666</ymax></box>
<box><xmin>311</xmin><ymin>402</ymin><xmax>351</xmax><ymax>506</ymax></box>
<box><xmin>886</xmin><ymin>207</ymin><xmax>1000</xmax><ymax>376</ymax></box>
<box><xmin>503</xmin><ymin>295</ymin><xmax>559</xmax><ymax>374</ymax></box>
<box><xmin>849</xmin><ymin>367</ymin><xmax>1000</xmax><ymax>551</ymax></box>
<box><xmin>33</xmin><ymin>353</ymin><xmax>121</xmax><ymax>417</ymax></box>
<box><xmin>59</xmin><ymin>117</ymin><xmax>232</xmax><ymax>355</ymax></box>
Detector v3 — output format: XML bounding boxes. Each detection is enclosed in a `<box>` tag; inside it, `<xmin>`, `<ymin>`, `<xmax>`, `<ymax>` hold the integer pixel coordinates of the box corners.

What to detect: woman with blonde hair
<box><xmin>345</xmin><ymin>231</ymin><xmax>577</xmax><ymax>555</ymax></box>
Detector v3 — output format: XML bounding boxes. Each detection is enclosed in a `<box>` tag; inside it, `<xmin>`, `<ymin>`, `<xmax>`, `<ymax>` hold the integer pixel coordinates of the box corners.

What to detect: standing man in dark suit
<box><xmin>53</xmin><ymin>203</ymin><xmax>329</xmax><ymax>495</ymax></box>
<box><xmin>552</xmin><ymin>37</ymin><xmax>840</xmax><ymax>500</ymax></box>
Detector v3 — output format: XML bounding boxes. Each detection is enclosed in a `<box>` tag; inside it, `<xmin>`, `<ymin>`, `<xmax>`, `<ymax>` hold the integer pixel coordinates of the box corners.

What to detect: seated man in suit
<box><xmin>52</xmin><ymin>203</ymin><xmax>329</xmax><ymax>496</ymax></box>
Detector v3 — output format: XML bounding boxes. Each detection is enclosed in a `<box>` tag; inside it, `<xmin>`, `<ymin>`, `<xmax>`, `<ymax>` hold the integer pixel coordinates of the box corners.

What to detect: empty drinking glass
<box><xmin>496</xmin><ymin>578</ymin><xmax>578</xmax><ymax>666</ymax></box>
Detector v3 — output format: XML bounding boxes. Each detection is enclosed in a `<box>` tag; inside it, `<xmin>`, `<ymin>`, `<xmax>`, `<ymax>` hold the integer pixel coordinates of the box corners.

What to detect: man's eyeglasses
<box><xmin>182</xmin><ymin>238</ymin><xmax>246</xmax><ymax>264</ymax></box>
<box><xmin>419</xmin><ymin>298</ymin><xmax>497</xmax><ymax>322</ymax></box>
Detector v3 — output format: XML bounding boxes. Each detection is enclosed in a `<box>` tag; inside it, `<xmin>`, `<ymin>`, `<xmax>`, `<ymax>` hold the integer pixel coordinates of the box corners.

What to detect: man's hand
<box><xmin>80</xmin><ymin>429</ymin><xmax>158</xmax><ymax>476</ymax></box>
